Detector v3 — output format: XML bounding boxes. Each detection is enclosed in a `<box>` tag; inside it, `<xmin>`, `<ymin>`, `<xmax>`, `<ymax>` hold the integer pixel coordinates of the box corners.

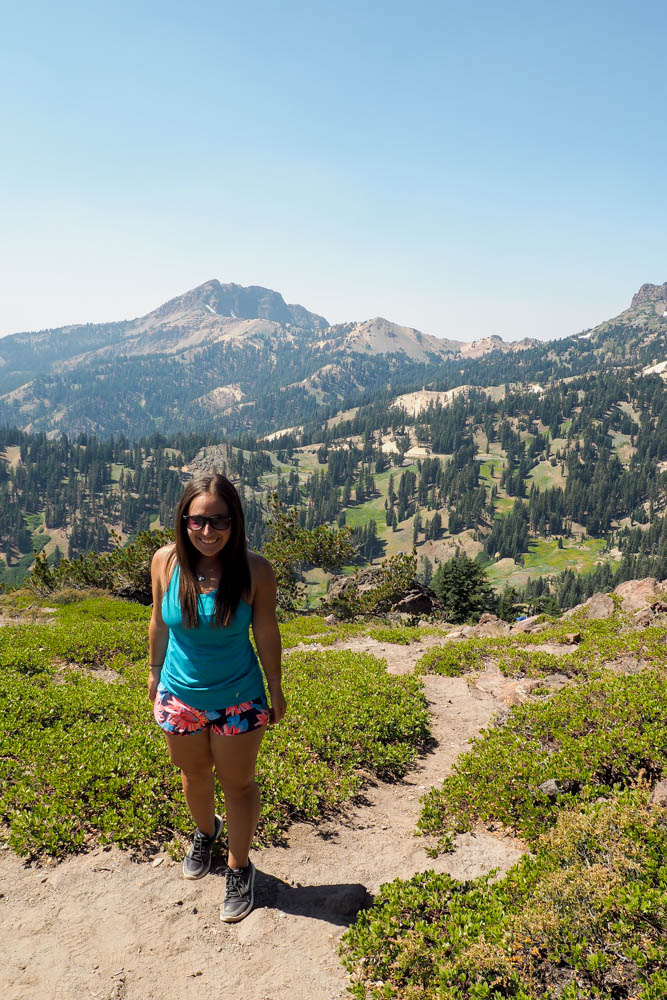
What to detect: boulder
<box><xmin>113</xmin><ymin>582</ymin><xmax>152</xmax><ymax>605</ymax></box>
<box><xmin>649</xmin><ymin>779</ymin><xmax>667</xmax><ymax>808</ymax></box>
<box><xmin>613</xmin><ymin>578</ymin><xmax>663</xmax><ymax>612</ymax></box>
<box><xmin>326</xmin><ymin>568</ymin><xmax>444</xmax><ymax>616</ymax></box>
<box><xmin>538</xmin><ymin>779</ymin><xmax>563</xmax><ymax>799</ymax></box>
<box><xmin>583</xmin><ymin>593</ymin><xmax>616</xmax><ymax>619</ymax></box>
<box><xmin>473</xmin><ymin>619</ymin><xmax>510</xmax><ymax>636</ymax></box>
<box><xmin>563</xmin><ymin>592</ymin><xmax>615</xmax><ymax>619</ymax></box>
<box><xmin>393</xmin><ymin>587</ymin><xmax>442</xmax><ymax>616</ymax></box>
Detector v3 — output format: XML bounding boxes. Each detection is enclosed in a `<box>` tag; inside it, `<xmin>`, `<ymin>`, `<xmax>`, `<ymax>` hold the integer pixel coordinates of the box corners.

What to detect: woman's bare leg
<box><xmin>210</xmin><ymin>727</ymin><xmax>265</xmax><ymax>868</ymax></box>
<box><xmin>164</xmin><ymin>730</ymin><xmax>216</xmax><ymax>835</ymax></box>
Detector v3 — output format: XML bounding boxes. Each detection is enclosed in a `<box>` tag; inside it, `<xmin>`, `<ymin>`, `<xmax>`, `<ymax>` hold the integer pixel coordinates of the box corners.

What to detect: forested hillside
<box><xmin>2</xmin><ymin>364</ymin><xmax>664</xmax><ymax>603</ymax></box>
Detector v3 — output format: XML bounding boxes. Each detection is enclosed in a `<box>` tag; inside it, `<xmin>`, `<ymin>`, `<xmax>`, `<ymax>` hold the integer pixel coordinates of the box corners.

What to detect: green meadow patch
<box><xmin>0</xmin><ymin>599</ymin><xmax>428</xmax><ymax>858</ymax></box>
<box><xmin>487</xmin><ymin>537</ymin><xmax>610</xmax><ymax>589</ymax></box>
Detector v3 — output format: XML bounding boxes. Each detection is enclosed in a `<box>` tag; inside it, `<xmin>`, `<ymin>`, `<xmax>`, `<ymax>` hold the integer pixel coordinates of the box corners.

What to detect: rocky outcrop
<box><xmin>562</xmin><ymin>593</ymin><xmax>616</xmax><ymax>620</ymax></box>
<box><xmin>326</xmin><ymin>567</ymin><xmax>444</xmax><ymax>616</ymax></box>
<box><xmin>613</xmin><ymin>577</ymin><xmax>666</xmax><ymax>612</ymax></box>
<box><xmin>562</xmin><ymin>580</ymin><xmax>667</xmax><ymax>621</ymax></box>
<box><xmin>630</xmin><ymin>282</ymin><xmax>667</xmax><ymax>308</ymax></box>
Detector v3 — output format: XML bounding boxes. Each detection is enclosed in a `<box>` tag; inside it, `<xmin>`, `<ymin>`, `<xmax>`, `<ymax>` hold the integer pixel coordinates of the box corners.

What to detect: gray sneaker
<box><xmin>182</xmin><ymin>815</ymin><xmax>223</xmax><ymax>880</ymax></box>
<box><xmin>220</xmin><ymin>860</ymin><xmax>256</xmax><ymax>922</ymax></box>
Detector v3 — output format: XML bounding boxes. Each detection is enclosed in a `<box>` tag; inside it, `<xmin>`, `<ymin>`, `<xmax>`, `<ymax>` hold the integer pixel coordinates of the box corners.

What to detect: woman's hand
<box><xmin>147</xmin><ymin>666</ymin><xmax>162</xmax><ymax>703</ymax></box>
<box><xmin>268</xmin><ymin>681</ymin><xmax>287</xmax><ymax>725</ymax></box>
<box><xmin>250</xmin><ymin>553</ymin><xmax>285</xmax><ymax>724</ymax></box>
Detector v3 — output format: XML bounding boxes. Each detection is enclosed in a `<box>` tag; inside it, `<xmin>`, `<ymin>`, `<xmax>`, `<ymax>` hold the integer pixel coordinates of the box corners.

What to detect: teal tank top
<box><xmin>160</xmin><ymin>566</ymin><xmax>265</xmax><ymax>710</ymax></box>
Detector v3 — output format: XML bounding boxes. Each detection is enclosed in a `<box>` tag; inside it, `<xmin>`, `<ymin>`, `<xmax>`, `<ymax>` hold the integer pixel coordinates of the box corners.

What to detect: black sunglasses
<box><xmin>183</xmin><ymin>514</ymin><xmax>233</xmax><ymax>531</ymax></box>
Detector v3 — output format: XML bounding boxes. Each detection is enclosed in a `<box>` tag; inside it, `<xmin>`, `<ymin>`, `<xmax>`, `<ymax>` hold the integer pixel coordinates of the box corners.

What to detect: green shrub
<box><xmin>342</xmin><ymin>789</ymin><xmax>667</xmax><ymax>1000</ymax></box>
<box><xmin>418</xmin><ymin>670</ymin><xmax>667</xmax><ymax>850</ymax></box>
<box><xmin>323</xmin><ymin>552</ymin><xmax>418</xmax><ymax>619</ymax></box>
<box><xmin>0</xmin><ymin>602</ymin><xmax>429</xmax><ymax>858</ymax></box>
<box><xmin>416</xmin><ymin>641</ymin><xmax>489</xmax><ymax>677</ymax></box>
<box><xmin>25</xmin><ymin>528</ymin><xmax>173</xmax><ymax>601</ymax></box>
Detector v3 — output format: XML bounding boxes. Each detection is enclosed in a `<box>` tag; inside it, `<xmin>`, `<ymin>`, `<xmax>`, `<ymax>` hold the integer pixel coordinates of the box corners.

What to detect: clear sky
<box><xmin>1</xmin><ymin>0</ymin><xmax>666</xmax><ymax>342</ymax></box>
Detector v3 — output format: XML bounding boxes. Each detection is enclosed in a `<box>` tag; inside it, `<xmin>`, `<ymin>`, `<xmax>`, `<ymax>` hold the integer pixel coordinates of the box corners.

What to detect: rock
<box><xmin>113</xmin><ymin>582</ymin><xmax>152</xmax><ymax>605</ymax></box>
<box><xmin>326</xmin><ymin>568</ymin><xmax>444</xmax><ymax>616</ymax></box>
<box><xmin>444</xmin><ymin>626</ymin><xmax>475</xmax><ymax>640</ymax></box>
<box><xmin>478</xmin><ymin>613</ymin><xmax>501</xmax><ymax>624</ymax></box>
<box><xmin>582</xmin><ymin>593</ymin><xmax>616</xmax><ymax>619</ymax></box>
<box><xmin>649</xmin><ymin>779</ymin><xmax>667</xmax><ymax>808</ymax></box>
<box><xmin>324</xmin><ymin>614</ymin><xmax>337</xmax><ymax>624</ymax></box>
<box><xmin>613</xmin><ymin>578</ymin><xmax>663</xmax><ymax>612</ymax></box>
<box><xmin>393</xmin><ymin>588</ymin><xmax>439</xmax><ymax>615</ymax></box>
<box><xmin>633</xmin><ymin>608</ymin><xmax>653</xmax><ymax>627</ymax></box>
<box><xmin>494</xmin><ymin>680</ymin><xmax>530</xmax><ymax>707</ymax></box>
<box><xmin>538</xmin><ymin>779</ymin><xmax>562</xmax><ymax>799</ymax></box>
<box><xmin>563</xmin><ymin>593</ymin><xmax>615</xmax><ymax>619</ymax></box>
<box><xmin>472</xmin><ymin>620</ymin><xmax>510</xmax><ymax>637</ymax></box>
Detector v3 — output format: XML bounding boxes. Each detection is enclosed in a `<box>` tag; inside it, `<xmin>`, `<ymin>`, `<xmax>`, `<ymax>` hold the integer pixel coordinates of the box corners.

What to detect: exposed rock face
<box><xmin>326</xmin><ymin>567</ymin><xmax>444</xmax><ymax>616</ymax></box>
<box><xmin>562</xmin><ymin>593</ymin><xmax>616</xmax><ymax>620</ymax></box>
<box><xmin>562</xmin><ymin>580</ymin><xmax>667</xmax><ymax>620</ymax></box>
<box><xmin>510</xmin><ymin>614</ymin><xmax>543</xmax><ymax>633</ymax></box>
<box><xmin>631</xmin><ymin>282</ymin><xmax>667</xmax><ymax>308</ymax></box>
<box><xmin>613</xmin><ymin>577</ymin><xmax>665</xmax><ymax>612</ymax></box>
<box><xmin>649</xmin><ymin>779</ymin><xmax>667</xmax><ymax>808</ymax></box>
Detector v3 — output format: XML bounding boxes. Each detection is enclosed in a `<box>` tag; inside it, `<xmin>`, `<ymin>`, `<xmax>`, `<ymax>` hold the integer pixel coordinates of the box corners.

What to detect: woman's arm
<box><xmin>250</xmin><ymin>554</ymin><xmax>286</xmax><ymax>725</ymax></box>
<box><xmin>147</xmin><ymin>546</ymin><xmax>172</xmax><ymax>702</ymax></box>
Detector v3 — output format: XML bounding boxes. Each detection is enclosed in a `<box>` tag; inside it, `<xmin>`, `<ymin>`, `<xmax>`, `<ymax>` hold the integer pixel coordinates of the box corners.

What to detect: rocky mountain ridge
<box><xmin>0</xmin><ymin>279</ymin><xmax>664</xmax><ymax>438</ymax></box>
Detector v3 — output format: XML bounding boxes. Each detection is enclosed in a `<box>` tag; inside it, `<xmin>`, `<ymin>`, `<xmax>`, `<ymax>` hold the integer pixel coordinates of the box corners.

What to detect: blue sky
<box><xmin>1</xmin><ymin>0</ymin><xmax>665</xmax><ymax>341</ymax></box>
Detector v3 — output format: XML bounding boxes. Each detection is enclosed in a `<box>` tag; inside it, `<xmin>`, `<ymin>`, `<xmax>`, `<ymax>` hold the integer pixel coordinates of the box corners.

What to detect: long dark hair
<box><xmin>173</xmin><ymin>473</ymin><xmax>251</xmax><ymax>628</ymax></box>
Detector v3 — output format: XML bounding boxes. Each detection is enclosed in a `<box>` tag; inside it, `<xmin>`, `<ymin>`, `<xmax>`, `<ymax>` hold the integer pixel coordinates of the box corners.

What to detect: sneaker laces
<box><xmin>225</xmin><ymin>866</ymin><xmax>248</xmax><ymax>899</ymax></box>
<box><xmin>189</xmin><ymin>829</ymin><xmax>210</xmax><ymax>863</ymax></box>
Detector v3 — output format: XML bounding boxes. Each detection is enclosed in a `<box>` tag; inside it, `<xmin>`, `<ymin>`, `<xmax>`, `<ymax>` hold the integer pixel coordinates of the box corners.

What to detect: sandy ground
<box><xmin>0</xmin><ymin>637</ymin><xmax>526</xmax><ymax>1000</ymax></box>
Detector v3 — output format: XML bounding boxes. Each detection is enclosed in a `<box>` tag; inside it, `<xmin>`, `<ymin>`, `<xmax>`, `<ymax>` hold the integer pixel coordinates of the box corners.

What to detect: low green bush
<box><xmin>416</xmin><ymin>641</ymin><xmax>488</xmax><ymax>676</ymax></box>
<box><xmin>414</xmin><ymin>615</ymin><xmax>667</xmax><ymax>681</ymax></box>
<box><xmin>0</xmin><ymin>601</ymin><xmax>429</xmax><ymax>858</ymax></box>
<box><xmin>342</xmin><ymin>789</ymin><xmax>667</xmax><ymax>1000</ymax></box>
<box><xmin>418</xmin><ymin>670</ymin><xmax>667</xmax><ymax>850</ymax></box>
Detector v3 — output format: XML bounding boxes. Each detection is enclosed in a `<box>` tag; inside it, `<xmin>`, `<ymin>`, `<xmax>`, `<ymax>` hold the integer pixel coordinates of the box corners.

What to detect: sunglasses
<box><xmin>183</xmin><ymin>514</ymin><xmax>233</xmax><ymax>531</ymax></box>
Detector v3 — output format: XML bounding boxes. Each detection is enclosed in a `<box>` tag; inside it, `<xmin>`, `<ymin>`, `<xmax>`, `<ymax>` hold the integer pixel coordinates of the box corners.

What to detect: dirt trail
<box><xmin>0</xmin><ymin>638</ymin><xmax>524</xmax><ymax>1000</ymax></box>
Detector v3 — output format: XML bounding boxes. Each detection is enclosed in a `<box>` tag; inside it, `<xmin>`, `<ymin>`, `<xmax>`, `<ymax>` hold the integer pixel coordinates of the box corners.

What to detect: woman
<box><xmin>148</xmin><ymin>473</ymin><xmax>285</xmax><ymax>923</ymax></box>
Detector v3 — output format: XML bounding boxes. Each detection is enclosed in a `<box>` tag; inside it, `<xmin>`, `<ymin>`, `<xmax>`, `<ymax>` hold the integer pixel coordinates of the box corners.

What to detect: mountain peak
<box><xmin>631</xmin><ymin>282</ymin><xmax>667</xmax><ymax>308</ymax></box>
<box><xmin>145</xmin><ymin>280</ymin><xmax>329</xmax><ymax>330</ymax></box>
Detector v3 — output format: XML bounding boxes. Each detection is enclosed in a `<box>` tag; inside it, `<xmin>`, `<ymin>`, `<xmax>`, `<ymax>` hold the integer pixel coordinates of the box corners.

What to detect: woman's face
<box><xmin>185</xmin><ymin>492</ymin><xmax>233</xmax><ymax>560</ymax></box>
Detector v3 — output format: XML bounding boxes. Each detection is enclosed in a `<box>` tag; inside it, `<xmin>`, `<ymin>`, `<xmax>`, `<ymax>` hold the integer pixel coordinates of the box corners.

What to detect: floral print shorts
<box><xmin>154</xmin><ymin>683</ymin><xmax>270</xmax><ymax>736</ymax></box>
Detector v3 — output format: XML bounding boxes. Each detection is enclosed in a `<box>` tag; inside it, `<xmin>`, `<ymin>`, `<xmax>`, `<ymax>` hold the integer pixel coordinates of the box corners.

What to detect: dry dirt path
<box><xmin>1</xmin><ymin>637</ymin><xmax>524</xmax><ymax>1000</ymax></box>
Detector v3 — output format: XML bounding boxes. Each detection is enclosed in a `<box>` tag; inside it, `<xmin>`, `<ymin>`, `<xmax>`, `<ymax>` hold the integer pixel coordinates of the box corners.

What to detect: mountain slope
<box><xmin>0</xmin><ymin>280</ymin><xmax>663</xmax><ymax>439</ymax></box>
